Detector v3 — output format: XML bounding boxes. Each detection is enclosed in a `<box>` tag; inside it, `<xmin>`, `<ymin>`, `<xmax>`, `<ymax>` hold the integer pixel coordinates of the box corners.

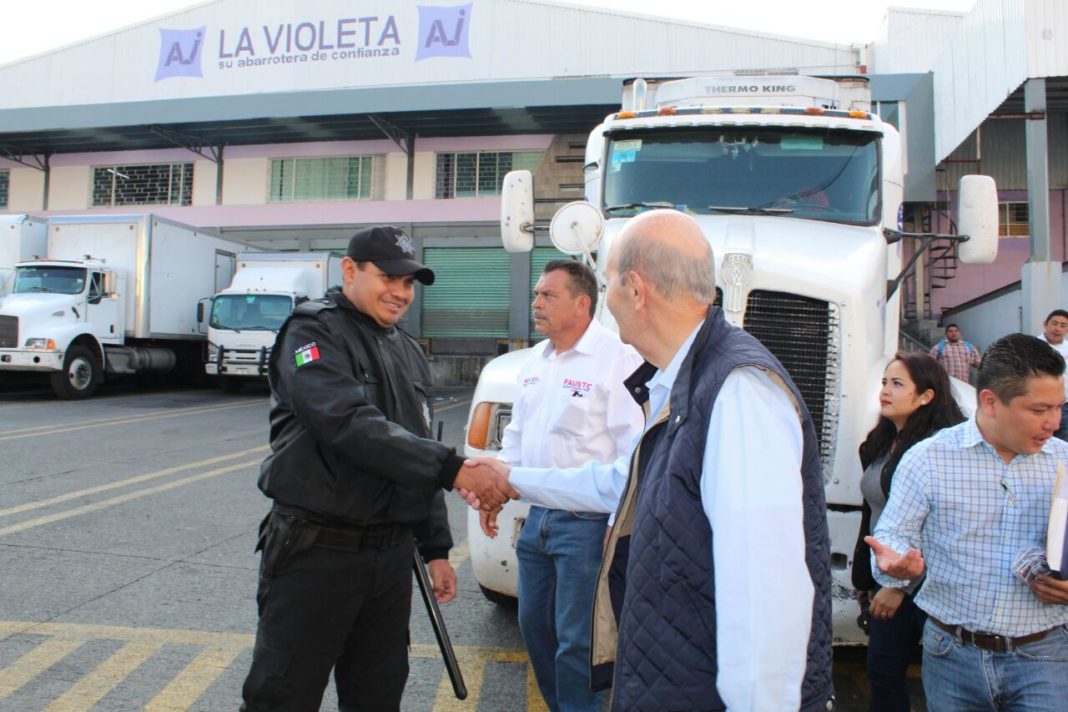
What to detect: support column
<box><xmin>1022</xmin><ymin>78</ymin><xmax>1060</xmax><ymax>334</ymax></box>
<box><xmin>214</xmin><ymin>145</ymin><xmax>224</xmax><ymax>205</ymax></box>
<box><xmin>508</xmin><ymin>251</ymin><xmax>532</xmax><ymax>343</ymax></box>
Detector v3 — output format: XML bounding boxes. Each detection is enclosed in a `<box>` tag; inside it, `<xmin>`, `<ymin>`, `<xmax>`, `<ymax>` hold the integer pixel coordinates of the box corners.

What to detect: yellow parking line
<box><xmin>527</xmin><ymin>665</ymin><xmax>549</xmax><ymax>711</ymax></box>
<box><xmin>0</xmin><ymin>637</ymin><xmax>84</xmax><ymax>701</ymax></box>
<box><xmin>432</xmin><ymin>648</ymin><xmax>487</xmax><ymax>712</ymax></box>
<box><xmin>0</xmin><ymin>400</ymin><xmax>266</xmax><ymax>442</ymax></box>
<box><xmin>0</xmin><ymin>446</ymin><xmax>269</xmax><ymax>519</ymax></box>
<box><xmin>144</xmin><ymin>645</ymin><xmax>247</xmax><ymax>712</ymax></box>
<box><xmin>0</xmin><ymin>622</ymin><xmax>254</xmax><ymax>648</ymax></box>
<box><xmin>43</xmin><ymin>641</ymin><xmax>162</xmax><ymax>712</ymax></box>
<box><xmin>0</xmin><ymin>460</ymin><xmax>260</xmax><ymax>537</ymax></box>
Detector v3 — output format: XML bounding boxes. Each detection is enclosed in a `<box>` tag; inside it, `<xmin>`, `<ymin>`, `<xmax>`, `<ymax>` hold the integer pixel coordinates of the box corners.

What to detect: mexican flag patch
<box><xmin>294</xmin><ymin>342</ymin><xmax>320</xmax><ymax>367</ymax></box>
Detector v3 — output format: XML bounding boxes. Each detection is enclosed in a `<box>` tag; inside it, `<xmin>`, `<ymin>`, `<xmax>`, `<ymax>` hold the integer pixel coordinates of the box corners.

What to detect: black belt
<box><xmin>313</xmin><ymin>521</ymin><xmax>411</xmax><ymax>552</ymax></box>
<box><xmin>930</xmin><ymin>616</ymin><xmax>1060</xmax><ymax>652</ymax></box>
<box><xmin>269</xmin><ymin>507</ymin><xmax>411</xmax><ymax>552</ymax></box>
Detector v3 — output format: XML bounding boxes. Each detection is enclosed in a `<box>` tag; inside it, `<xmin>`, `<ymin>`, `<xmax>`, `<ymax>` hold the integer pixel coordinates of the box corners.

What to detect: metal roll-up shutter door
<box><xmin>528</xmin><ymin>247</ymin><xmax>571</xmax><ymax>338</ymax></box>
<box><xmin>423</xmin><ymin>247</ymin><xmax>511</xmax><ymax>337</ymax></box>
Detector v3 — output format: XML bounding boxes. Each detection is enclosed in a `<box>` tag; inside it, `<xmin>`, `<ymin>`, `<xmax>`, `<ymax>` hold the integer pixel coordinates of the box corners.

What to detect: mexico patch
<box><xmin>294</xmin><ymin>342</ymin><xmax>320</xmax><ymax>367</ymax></box>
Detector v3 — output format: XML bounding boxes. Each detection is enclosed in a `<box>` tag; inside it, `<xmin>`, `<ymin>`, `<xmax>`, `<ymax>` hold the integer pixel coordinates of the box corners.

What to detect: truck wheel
<box><xmin>51</xmin><ymin>345</ymin><xmax>101</xmax><ymax>399</ymax></box>
<box><xmin>479</xmin><ymin>585</ymin><xmax>518</xmax><ymax>608</ymax></box>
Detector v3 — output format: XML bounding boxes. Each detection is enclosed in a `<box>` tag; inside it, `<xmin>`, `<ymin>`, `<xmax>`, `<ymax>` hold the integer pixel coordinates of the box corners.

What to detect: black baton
<box><xmin>413</xmin><ymin>550</ymin><xmax>468</xmax><ymax>700</ymax></box>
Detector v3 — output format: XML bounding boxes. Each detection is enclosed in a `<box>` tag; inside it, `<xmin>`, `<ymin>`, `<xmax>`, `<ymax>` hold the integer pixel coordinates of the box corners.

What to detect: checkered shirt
<box><xmin>930</xmin><ymin>340</ymin><xmax>981</xmax><ymax>382</ymax></box>
<box><xmin>873</xmin><ymin>418</ymin><xmax>1068</xmax><ymax>636</ymax></box>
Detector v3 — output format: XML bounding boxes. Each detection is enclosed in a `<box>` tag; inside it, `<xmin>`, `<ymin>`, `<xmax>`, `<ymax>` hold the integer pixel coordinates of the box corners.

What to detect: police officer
<box><xmin>241</xmin><ymin>226</ymin><xmax>510</xmax><ymax>711</ymax></box>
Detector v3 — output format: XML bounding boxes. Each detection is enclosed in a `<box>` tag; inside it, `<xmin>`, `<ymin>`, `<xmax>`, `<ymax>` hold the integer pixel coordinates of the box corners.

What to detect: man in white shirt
<box><xmin>465</xmin><ymin>210</ymin><xmax>833</xmax><ymax>711</ymax></box>
<box><xmin>498</xmin><ymin>260</ymin><xmax>643</xmax><ymax>712</ymax></box>
<box><xmin>1039</xmin><ymin>308</ymin><xmax>1068</xmax><ymax>441</ymax></box>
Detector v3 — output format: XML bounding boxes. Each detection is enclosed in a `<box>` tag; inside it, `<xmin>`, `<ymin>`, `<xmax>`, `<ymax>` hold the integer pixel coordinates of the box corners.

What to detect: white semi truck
<box><xmin>203</xmin><ymin>251</ymin><xmax>343</xmax><ymax>389</ymax></box>
<box><xmin>0</xmin><ymin>215</ymin><xmax>47</xmax><ymax>297</ymax></box>
<box><xmin>463</xmin><ymin>75</ymin><xmax>999</xmax><ymax>641</ymax></box>
<box><xmin>0</xmin><ymin>214</ymin><xmax>247</xmax><ymax>398</ymax></box>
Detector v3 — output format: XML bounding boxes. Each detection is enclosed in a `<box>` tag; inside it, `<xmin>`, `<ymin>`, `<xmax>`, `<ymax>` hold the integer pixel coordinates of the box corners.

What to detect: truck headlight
<box><xmin>466</xmin><ymin>402</ymin><xmax>512</xmax><ymax>451</ymax></box>
<box><xmin>24</xmin><ymin>338</ymin><xmax>57</xmax><ymax>350</ymax></box>
<box><xmin>206</xmin><ymin>341</ymin><xmax>219</xmax><ymax>359</ymax></box>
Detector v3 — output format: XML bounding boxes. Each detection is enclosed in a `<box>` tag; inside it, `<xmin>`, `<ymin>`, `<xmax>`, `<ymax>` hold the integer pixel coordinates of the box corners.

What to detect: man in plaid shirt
<box><xmin>868</xmin><ymin>334</ymin><xmax>1068</xmax><ymax>711</ymax></box>
<box><xmin>930</xmin><ymin>323</ymin><xmax>981</xmax><ymax>382</ymax></box>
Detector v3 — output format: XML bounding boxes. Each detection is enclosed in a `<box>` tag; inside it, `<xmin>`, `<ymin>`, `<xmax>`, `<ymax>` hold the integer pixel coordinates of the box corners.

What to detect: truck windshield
<box><xmin>603</xmin><ymin>127</ymin><xmax>880</xmax><ymax>224</ymax></box>
<box><xmin>210</xmin><ymin>294</ymin><xmax>293</xmax><ymax>331</ymax></box>
<box><xmin>12</xmin><ymin>266</ymin><xmax>87</xmax><ymax>295</ymax></box>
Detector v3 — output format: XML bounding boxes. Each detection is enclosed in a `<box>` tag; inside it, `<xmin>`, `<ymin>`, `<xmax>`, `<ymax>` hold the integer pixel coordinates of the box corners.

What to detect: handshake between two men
<box><xmin>451</xmin><ymin>457</ymin><xmax>516</xmax><ymax>535</ymax></box>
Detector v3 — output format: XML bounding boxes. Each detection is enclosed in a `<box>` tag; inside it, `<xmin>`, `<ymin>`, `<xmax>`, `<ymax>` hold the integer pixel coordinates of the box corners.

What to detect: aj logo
<box><xmin>155</xmin><ymin>27</ymin><xmax>206</xmax><ymax>81</ymax></box>
<box><xmin>416</xmin><ymin>4</ymin><xmax>472</xmax><ymax>61</ymax></box>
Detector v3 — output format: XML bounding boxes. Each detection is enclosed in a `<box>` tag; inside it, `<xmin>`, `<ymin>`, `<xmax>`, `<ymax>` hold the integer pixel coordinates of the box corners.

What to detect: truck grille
<box><xmin>717</xmin><ymin>289</ymin><xmax>841</xmax><ymax>481</ymax></box>
<box><xmin>0</xmin><ymin>316</ymin><xmax>17</xmax><ymax>348</ymax></box>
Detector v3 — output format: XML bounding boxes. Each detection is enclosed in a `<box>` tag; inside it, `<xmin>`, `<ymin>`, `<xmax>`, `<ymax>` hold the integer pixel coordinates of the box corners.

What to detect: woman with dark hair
<box><xmin>851</xmin><ymin>351</ymin><xmax>965</xmax><ymax>712</ymax></box>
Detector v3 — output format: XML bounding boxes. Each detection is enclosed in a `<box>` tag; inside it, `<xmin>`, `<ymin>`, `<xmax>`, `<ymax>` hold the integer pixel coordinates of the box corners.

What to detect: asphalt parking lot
<box><xmin>0</xmin><ymin>378</ymin><xmax>921</xmax><ymax>710</ymax></box>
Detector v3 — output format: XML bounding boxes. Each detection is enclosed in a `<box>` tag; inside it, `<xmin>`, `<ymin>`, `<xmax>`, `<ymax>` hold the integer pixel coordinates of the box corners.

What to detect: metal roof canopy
<box><xmin>0</xmin><ymin>79</ymin><xmax>622</xmax><ymax>158</ymax></box>
<box><xmin>991</xmin><ymin>76</ymin><xmax>1068</xmax><ymax>116</ymax></box>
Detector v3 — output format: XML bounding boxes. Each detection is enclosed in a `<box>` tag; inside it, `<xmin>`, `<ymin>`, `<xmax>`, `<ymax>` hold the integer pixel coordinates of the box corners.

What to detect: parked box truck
<box><xmin>463</xmin><ymin>75</ymin><xmax>999</xmax><ymax>641</ymax></box>
<box><xmin>203</xmin><ymin>251</ymin><xmax>343</xmax><ymax>389</ymax></box>
<box><xmin>0</xmin><ymin>215</ymin><xmax>47</xmax><ymax>297</ymax></box>
<box><xmin>0</xmin><ymin>214</ymin><xmax>247</xmax><ymax>398</ymax></box>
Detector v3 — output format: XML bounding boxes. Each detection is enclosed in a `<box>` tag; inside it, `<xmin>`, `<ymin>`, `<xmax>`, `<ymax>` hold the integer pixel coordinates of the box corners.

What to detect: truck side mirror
<box><xmin>957</xmin><ymin>175</ymin><xmax>998</xmax><ymax>265</ymax></box>
<box><xmin>103</xmin><ymin>271</ymin><xmax>118</xmax><ymax>300</ymax></box>
<box><xmin>549</xmin><ymin>201</ymin><xmax>604</xmax><ymax>256</ymax></box>
<box><xmin>197</xmin><ymin>302</ymin><xmax>204</xmax><ymax>323</ymax></box>
<box><xmin>500</xmin><ymin>170</ymin><xmax>535</xmax><ymax>253</ymax></box>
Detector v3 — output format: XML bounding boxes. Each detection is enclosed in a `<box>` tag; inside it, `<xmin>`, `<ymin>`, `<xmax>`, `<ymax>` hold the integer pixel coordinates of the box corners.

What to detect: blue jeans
<box><xmin>517</xmin><ymin>506</ymin><xmax>608</xmax><ymax>712</ymax></box>
<box><xmin>866</xmin><ymin>592</ymin><xmax>926</xmax><ymax>712</ymax></box>
<box><xmin>921</xmin><ymin>619</ymin><xmax>1068</xmax><ymax>711</ymax></box>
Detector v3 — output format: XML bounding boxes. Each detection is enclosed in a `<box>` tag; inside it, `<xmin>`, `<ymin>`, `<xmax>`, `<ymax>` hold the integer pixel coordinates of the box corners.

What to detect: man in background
<box><xmin>930</xmin><ymin>323</ymin><xmax>981</xmax><ymax>383</ymax></box>
<box><xmin>1039</xmin><ymin>308</ymin><xmax>1068</xmax><ymax>441</ymax></box>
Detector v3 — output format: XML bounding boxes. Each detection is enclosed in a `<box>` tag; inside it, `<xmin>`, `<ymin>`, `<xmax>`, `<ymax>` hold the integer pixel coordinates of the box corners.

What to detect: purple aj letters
<box><xmin>416</xmin><ymin>4</ymin><xmax>472</xmax><ymax>60</ymax></box>
<box><xmin>156</xmin><ymin>27</ymin><xmax>206</xmax><ymax>81</ymax></box>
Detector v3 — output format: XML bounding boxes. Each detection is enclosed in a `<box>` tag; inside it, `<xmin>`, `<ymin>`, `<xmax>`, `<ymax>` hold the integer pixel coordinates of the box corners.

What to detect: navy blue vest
<box><xmin>611</xmin><ymin>308</ymin><xmax>833</xmax><ymax>711</ymax></box>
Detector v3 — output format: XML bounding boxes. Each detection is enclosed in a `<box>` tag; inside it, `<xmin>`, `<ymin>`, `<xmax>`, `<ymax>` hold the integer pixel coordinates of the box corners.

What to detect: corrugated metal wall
<box><xmin>422</xmin><ymin>247</ymin><xmax>511</xmax><ymax>338</ymax></box>
<box><xmin>940</xmin><ymin>112</ymin><xmax>1068</xmax><ymax>190</ymax></box>
<box><xmin>869</xmin><ymin>9</ymin><xmax>966</xmax><ymax>75</ymax></box>
<box><xmin>933</xmin><ymin>0</ymin><xmax>1067</xmax><ymax>162</ymax></box>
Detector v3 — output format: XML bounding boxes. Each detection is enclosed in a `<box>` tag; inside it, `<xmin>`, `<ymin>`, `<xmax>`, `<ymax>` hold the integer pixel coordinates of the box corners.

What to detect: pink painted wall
<box><xmin>33</xmin><ymin>135</ymin><xmax>556</xmax><ymax>166</ymax></box>
<box><xmin>930</xmin><ymin>189</ymin><xmax>1067</xmax><ymax>315</ymax></box>
<box><xmin>31</xmin><ymin>197</ymin><xmax>500</xmax><ymax>227</ymax></box>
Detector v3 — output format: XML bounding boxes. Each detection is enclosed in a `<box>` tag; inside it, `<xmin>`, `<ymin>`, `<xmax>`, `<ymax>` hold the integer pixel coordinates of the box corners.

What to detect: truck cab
<box><xmin>464</xmin><ymin>75</ymin><xmax>999</xmax><ymax>642</ymax></box>
<box><xmin>0</xmin><ymin>259</ymin><xmax>123</xmax><ymax>397</ymax></box>
<box><xmin>204</xmin><ymin>252</ymin><xmax>342</xmax><ymax>388</ymax></box>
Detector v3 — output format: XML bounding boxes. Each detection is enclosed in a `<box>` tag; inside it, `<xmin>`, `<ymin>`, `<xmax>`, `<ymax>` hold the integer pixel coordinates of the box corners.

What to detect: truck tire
<box><xmin>479</xmin><ymin>584</ymin><xmax>518</xmax><ymax>608</ymax></box>
<box><xmin>51</xmin><ymin>345</ymin><xmax>101</xmax><ymax>399</ymax></box>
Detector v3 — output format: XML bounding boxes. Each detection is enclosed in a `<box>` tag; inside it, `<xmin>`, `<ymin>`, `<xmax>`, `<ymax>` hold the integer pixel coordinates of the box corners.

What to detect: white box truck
<box><xmin>0</xmin><ymin>215</ymin><xmax>47</xmax><ymax>297</ymax></box>
<box><xmin>0</xmin><ymin>214</ymin><xmax>248</xmax><ymax>398</ymax></box>
<box><xmin>463</xmin><ymin>75</ymin><xmax>999</xmax><ymax>641</ymax></box>
<box><xmin>203</xmin><ymin>251</ymin><xmax>343</xmax><ymax>389</ymax></box>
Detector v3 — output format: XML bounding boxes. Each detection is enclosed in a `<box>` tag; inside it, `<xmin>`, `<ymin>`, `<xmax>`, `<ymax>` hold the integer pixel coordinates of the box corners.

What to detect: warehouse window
<box><xmin>0</xmin><ymin>169</ymin><xmax>8</xmax><ymax>208</ymax></box>
<box><xmin>998</xmin><ymin>201</ymin><xmax>1028</xmax><ymax>238</ymax></box>
<box><xmin>268</xmin><ymin>156</ymin><xmax>374</xmax><ymax>202</ymax></box>
<box><xmin>91</xmin><ymin>163</ymin><xmax>193</xmax><ymax>207</ymax></box>
<box><xmin>435</xmin><ymin>151</ymin><xmax>543</xmax><ymax>198</ymax></box>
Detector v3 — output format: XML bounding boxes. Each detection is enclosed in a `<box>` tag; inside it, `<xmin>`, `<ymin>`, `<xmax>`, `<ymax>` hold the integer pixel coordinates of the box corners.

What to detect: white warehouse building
<box><xmin>0</xmin><ymin>0</ymin><xmax>1065</xmax><ymax>356</ymax></box>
